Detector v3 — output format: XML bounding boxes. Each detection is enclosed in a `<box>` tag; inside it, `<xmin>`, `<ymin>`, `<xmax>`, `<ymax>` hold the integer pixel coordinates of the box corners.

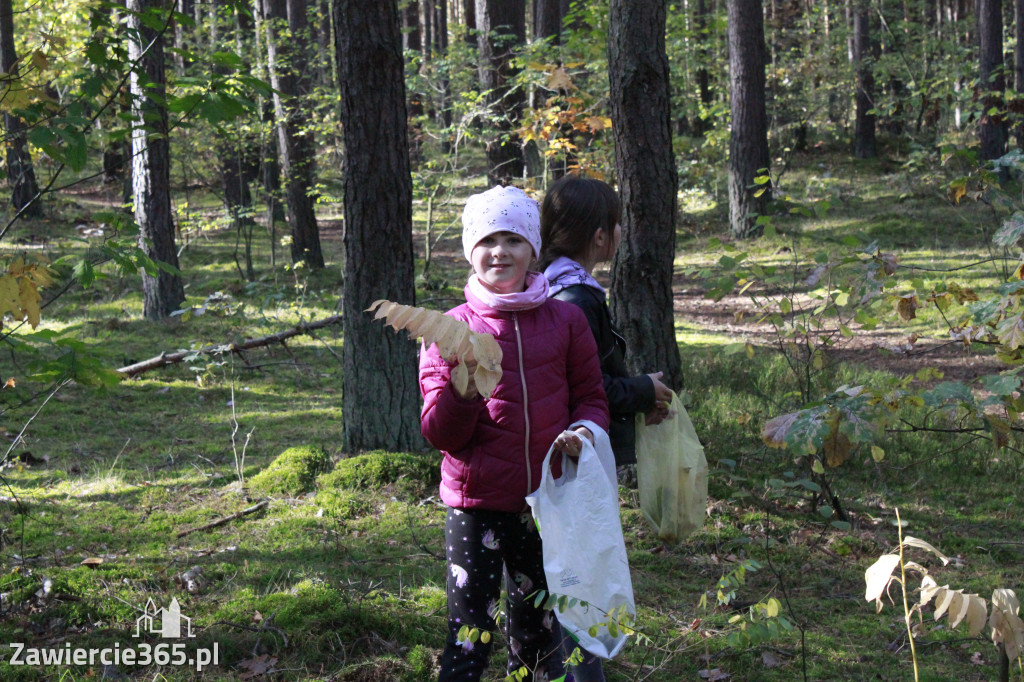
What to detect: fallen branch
<box><xmin>176</xmin><ymin>500</ymin><xmax>269</xmax><ymax>538</ymax></box>
<box><xmin>117</xmin><ymin>315</ymin><xmax>343</xmax><ymax>378</ymax></box>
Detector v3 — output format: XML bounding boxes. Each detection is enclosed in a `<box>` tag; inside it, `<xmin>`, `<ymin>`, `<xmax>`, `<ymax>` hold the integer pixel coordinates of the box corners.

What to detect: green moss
<box><xmin>313</xmin><ymin>487</ymin><xmax>375</xmax><ymax>519</ymax></box>
<box><xmin>249</xmin><ymin>445</ymin><xmax>332</xmax><ymax>496</ymax></box>
<box><xmin>317</xmin><ymin>450</ymin><xmax>439</xmax><ymax>497</ymax></box>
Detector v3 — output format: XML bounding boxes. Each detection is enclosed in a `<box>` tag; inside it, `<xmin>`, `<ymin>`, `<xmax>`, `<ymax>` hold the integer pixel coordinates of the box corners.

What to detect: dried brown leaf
<box><xmin>824</xmin><ymin>431</ymin><xmax>851</xmax><ymax>467</ymax></box>
<box><xmin>897</xmin><ymin>295</ymin><xmax>919</xmax><ymax>321</ymax></box>
<box><xmin>366</xmin><ymin>300</ymin><xmax>503</xmax><ymax>397</ymax></box>
<box><xmin>865</xmin><ymin>554</ymin><xmax>901</xmax><ymax>609</ymax></box>
<box><xmin>990</xmin><ymin>589</ymin><xmax>1024</xmax><ymax>661</ymax></box>
<box><xmin>238</xmin><ymin>654</ymin><xmax>278</xmax><ymax>679</ymax></box>
<box><xmin>761</xmin><ymin>412</ymin><xmax>800</xmax><ymax>449</ymax></box>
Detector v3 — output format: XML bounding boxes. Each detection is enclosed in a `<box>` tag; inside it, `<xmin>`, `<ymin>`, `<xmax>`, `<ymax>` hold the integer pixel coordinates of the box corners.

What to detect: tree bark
<box><xmin>853</xmin><ymin>0</ymin><xmax>877</xmax><ymax>158</ymax></box>
<box><xmin>475</xmin><ymin>0</ymin><xmax>526</xmax><ymax>184</ymax></box>
<box><xmin>1016</xmin><ymin>0</ymin><xmax>1024</xmax><ymax>148</ymax></box>
<box><xmin>0</xmin><ymin>0</ymin><xmax>41</xmax><ymax>217</ymax></box>
<box><xmin>263</xmin><ymin>0</ymin><xmax>325</xmax><ymax>268</ymax></box>
<box><xmin>127</xmin><ymin>0</ymin><xmax>185</xmax><ymax>320</ymax></box>
<box><xmin>403</xmin><ymin>0</ymin><xmax>422</xmax><ymax>52</ymax></box>
<box><xmin>693</xmin><ymin>0</ymin><xmax>714</xmax><ymax>137</ymax></box>
<box><xmin>335</xmin><ymin>0</ymin><xmax>422</xmax><ymax>452</ymax></box>
<box><xmin>608</xmin><ymin>0</ymin><xmax>684</xmax><ymax>390</ymax></box>
<box><xmin>979</xmin><ymin>0</ymin><xmax>1008</xmax><ymax>160</ymax></box>
<box><xmin>463</xmin><ymin>0</ymin><xmax>475</xmax><ymax>42</ymax></box>
<box><xmin>533</xmin><ymin>0</ymin><xmax>562</xmax><ymax>42</ymax></box>
<box><xmin>727</xmin><ymin>0</ymin><xmax>771</xmax><ymax>239</ymax></box>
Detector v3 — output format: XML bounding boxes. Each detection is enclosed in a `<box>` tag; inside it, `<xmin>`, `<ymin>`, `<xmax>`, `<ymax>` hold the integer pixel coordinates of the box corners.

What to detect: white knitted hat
<box><xmin>461</xmin><ymin>185</ymin><xmax>541</xmax><ymax>261</ymax></box>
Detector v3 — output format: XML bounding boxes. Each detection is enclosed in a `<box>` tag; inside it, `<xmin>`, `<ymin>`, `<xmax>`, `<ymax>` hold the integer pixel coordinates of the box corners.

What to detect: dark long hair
<box><xmin>538</xmin><ymin>175</ymin><xmax>621</xmax><ymax>271</ymax></box>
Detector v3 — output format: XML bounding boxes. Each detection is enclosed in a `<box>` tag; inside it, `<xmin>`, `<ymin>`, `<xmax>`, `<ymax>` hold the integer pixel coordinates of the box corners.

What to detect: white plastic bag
<box><xmin>525</xmin><ymin>421</ymin><xmax>635</xmax><ymax>659</ymax></box>
<box><xmin>635</xmin><ymin>391</ymin><xmax>708</xmax><ymax>543</ymax></box>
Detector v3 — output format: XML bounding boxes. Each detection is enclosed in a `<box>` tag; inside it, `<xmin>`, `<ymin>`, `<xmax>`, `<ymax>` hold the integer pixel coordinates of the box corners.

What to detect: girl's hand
<box><xmin>647</xmin><ymin>371</ymin><xmax>674</xmax><ymax>405</ymax></box>
<box><xmin>554</xmin><ymin>427</ymin><xmax>592</xmax><ymax>458</ymax></box>
<box><xmin>644</xmin><ymin>403</ymin><xmax>671</xmax><ymax>425</ymax></box>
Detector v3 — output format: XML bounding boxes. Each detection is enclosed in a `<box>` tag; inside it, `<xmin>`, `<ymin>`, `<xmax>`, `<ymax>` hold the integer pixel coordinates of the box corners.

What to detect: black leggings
<box><xmin>439</xmin><ymin>507</ymin><xmax>565</xmax><ymax>682</ymax></box>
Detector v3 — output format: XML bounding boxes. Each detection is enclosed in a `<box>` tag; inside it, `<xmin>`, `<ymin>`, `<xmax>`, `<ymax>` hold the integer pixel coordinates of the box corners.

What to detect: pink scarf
<box><xmin>466</xmin><ymin>271</ymin><xmax>550</xmax><ymax>312</ymax></box>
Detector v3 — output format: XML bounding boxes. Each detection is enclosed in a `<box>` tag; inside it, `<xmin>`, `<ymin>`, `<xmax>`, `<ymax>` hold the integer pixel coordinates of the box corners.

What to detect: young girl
<box><xmin>419</xmin><ymin>184</ymin><xmax>610</xmax><ymax>682</ymax></box>
<box><xmin>540</xmin><ymin>175</ymin><xmax>674</xmax><ymax>681</ymax></box>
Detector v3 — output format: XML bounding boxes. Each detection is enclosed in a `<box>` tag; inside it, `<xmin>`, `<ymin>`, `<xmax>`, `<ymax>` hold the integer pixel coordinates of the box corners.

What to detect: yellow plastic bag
<box><xmin>635</xmin><ymin>392</ymin><xmax>708</xmax><ymax>543</ymax></box>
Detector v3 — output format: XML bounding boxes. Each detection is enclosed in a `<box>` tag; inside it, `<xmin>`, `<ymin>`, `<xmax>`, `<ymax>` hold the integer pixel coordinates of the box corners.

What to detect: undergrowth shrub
<box><xmin>249</xmin><ymin>445</ymin><xmax>331</xmax><ymax>496</ymax></box>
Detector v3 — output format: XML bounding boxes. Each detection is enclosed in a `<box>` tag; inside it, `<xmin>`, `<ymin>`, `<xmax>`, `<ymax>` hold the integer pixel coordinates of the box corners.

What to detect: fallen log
<box><xmin>117</xmin><ymin>314</ymin><xmax>343</xmax><ymax>378</ymax></box>
<box><xmin>176</xmin><ymin>500</ymin><xmax>269</xmax><ymax>538</ymax></box>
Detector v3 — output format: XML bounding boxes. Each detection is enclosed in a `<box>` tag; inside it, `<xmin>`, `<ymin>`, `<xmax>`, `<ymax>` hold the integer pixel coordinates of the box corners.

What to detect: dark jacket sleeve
<box><xmin>553</xmin><ymin>286</ymin><xmax>656</xmax><ymax>416</ymax></box>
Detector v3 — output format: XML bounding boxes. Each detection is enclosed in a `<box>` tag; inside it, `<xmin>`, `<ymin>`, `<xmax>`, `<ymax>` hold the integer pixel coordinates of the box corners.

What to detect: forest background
<box><xmin>1</xmin><ymin>0</ymin><xmax>1024</xmax><ymax>680</ymax></box>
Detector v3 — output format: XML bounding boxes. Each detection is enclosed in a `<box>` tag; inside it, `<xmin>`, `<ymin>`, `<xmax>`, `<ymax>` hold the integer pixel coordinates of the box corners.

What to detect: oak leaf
<box><xmin>761</xmin><ymin>411</ymin><xmax>799</xmax><ymax>449</ymax></box>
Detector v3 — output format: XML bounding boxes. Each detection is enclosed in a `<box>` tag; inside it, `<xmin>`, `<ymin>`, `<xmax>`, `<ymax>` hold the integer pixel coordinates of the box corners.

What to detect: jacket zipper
<box><xmin>514</xmin><ymin>313</ymin><xmax>531</xmax><ymax>496</ymax></box>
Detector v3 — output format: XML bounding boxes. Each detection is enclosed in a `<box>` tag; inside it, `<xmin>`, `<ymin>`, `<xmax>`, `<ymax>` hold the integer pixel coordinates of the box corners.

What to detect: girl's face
<box><xmin>471</xmin><ymin>231</ymin><xmax>534</xmax><ymax>293</ymax></box>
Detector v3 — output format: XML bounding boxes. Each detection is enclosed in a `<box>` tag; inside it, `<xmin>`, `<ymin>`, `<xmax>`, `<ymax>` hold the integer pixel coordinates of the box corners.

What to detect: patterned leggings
<box><xmin>439</xmin><ymin>507</ymin><xmax>565</xmax><ymax>682</ymax></box>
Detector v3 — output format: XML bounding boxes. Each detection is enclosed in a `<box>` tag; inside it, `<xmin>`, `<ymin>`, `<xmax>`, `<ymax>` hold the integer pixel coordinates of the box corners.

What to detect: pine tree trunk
<box><xmin>1016</xmin><ymin>0</ymin><xmax>1024</xmax><ymax>148</ymax></box>
<box><xmin>127</xmin><ymin>0</ymin><xmax>186</xmax><ymax>320</ymax></box>
<box><xmin>693</xmin><ymin>0</ymin><xmax>713</xmax><ymax>137</ymax></box>
<box><xmin>0</xmin><ymin>0</ymin><xmax>41</xmax><ymax>217</ymax></box>
<box><xmin>727</xmin><ymin>0</ymin><xmax>771</xmax><ymax>239</ymax></box>
<box><xmin>979</xmin><ymin>0</ymin><xmax>1008</xmax><ymax>160</ymax></box>
<box><xmin>263</xmin><ymin>0</ymin><xmax>324</xmax><ymax>268</ymax></box>
<box><xmin>335</xmin><ymin>0</ymin><xmax>422</xmax><ymax>452</ymax></box>
<box><xmin>608</xmin><ymin>0</ymin><xmax>684</xmax><ymax>390</ymax></box>
<box><xmin>853</xmin><ymin>0</ymin><xmax>877</xmax><ymax>158</ymax></box>
<box><xmin>533</xmin><ymin>0</ymin><xmax>562</xmax><ymax>42</ymax></box>
<box><xmin>475</xmin><ymin>0</ymin><xmax>526</xmax><ymax>184</ymax></box>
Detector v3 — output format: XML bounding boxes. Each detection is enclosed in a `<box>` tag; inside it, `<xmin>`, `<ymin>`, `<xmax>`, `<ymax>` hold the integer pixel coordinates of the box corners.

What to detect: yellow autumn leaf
<box><xmin>990</xmin><ymin>589</ymin><xmax>1024</xmax><ymax>661</ymax></box>
<box><xmin>0</xmin><ymin>274</ymin><xmax>19</xmax><ymax>319</ymax></box>
<box><xmin>18</xmin><ymin>277</ymin><xmax>40</xmax><ymax>328</ymax></box>
<box><xmin>547</xmin><ymin>66</ymin><xmax>573</xmax><ymax>91</ymax></box>
<box><xmin>367</xmin><ymin>300</ymin><xmax>503</xmax><ymax>398</ymax></box>
<box><xmin>30</xmin><ymin>50</ymin><xmax>49</xmax><ymax>73</ymax></box>
<box><xmin>824</xmin><ymin>431</ymin><xmax>851</xmax><ymax>467</ymax></box>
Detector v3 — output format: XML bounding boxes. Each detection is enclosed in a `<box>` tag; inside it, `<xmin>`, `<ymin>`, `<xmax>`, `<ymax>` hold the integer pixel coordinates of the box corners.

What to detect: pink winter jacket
<box><xmin>419</xmin><ymin>285</ymin><xmax>610</xmax><ymax>513</ymax></box>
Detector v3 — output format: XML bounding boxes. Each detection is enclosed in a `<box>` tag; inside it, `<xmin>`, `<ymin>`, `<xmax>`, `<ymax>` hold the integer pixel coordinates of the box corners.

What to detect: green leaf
<box><xmin>922</xmin><ymin>381</ymin><xmax>975</xmax><ymax>407</ymax></box>
<box><xmin>54</xmin><ymin>126</ymin><xmax>88</xmax><ymax>172</ymax></box>
<box><xmin>211</xmin><ymin>51</ymin><xmax>244</xmax><ymax>68</ymax></box>
<box><xmin>168</xmin><ymin>92</ymin><xmax>203</xmax><ymax>113</ymax></box>
<box><xmin>980</xmin><ymin>373</ymin><xmax>1021</xmax><ymax>396</ymax></box>
<box><xmin>72</xmin><ymin>260</ymin><xmax>95</xmax><ymax>288</ymax></box>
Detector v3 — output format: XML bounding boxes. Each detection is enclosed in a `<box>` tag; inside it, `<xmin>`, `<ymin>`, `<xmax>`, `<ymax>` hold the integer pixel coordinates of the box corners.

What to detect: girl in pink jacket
<box><xmin>419</xmin><ymin>185</ymin><xmax>609</xmax><ymax>682</ymax></box>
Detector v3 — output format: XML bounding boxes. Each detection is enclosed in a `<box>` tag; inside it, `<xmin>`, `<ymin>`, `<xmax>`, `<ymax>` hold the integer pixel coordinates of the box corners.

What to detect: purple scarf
<box><xmin>544</xmin><ymin>256</ymin><xmax>604</xmax><ymax>296</ymax></box>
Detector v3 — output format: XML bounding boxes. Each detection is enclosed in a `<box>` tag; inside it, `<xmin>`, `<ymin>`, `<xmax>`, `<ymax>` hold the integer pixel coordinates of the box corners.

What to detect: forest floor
<box><xmin>0</xmin><ymin>148</ymin><xmax>1022</xmax><ymax>682</ymax></box>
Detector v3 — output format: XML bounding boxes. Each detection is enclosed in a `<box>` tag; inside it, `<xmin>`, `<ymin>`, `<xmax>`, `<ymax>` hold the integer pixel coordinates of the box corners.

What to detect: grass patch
<box><xmin>0</xmin><ymin>147</ymin><xmax>1022</xmax><ymax>680</ymax></box>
